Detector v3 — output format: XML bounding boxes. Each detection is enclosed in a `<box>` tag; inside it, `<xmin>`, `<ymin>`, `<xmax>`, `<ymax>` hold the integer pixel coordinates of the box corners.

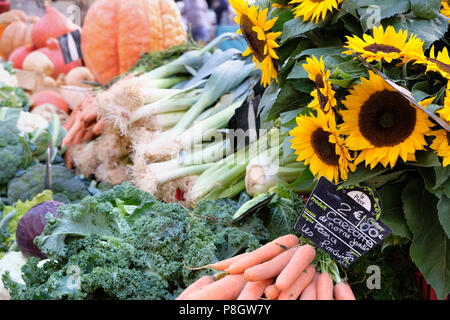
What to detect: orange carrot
<box><xmin>62</xmin><ymin>113</ymin><xmax>83</xmax><ymax>147</ymax></box>
<box><xmin>92</xmin><ymin>120</ymin><xmax>105</xmax><ymax>136</ymax></box>
<box><xmin>81</xmin><ymin>106</ymin><xmax>98</xmax><ymax>123</ymax></box>
<box><xmin>275</xmin><ymin>244</ymin><xmax>316</xmax><ymax>291</ymax></box>
<box><xmin>176</xmin><ymin>276</ymin><xmax>214</xmax><ymax>300</ymax></box>
<box><xmin>300</xmin><ymin>272</ymin><xmax>319</xmax><ymax>300</ymax></box>
<box><xmin>210</xmin><ymin>252</ymin><xmax>250</xmax><ymax>271</ymax></box>
<box><xmin>225</xmin><ymin>234</ymin><xmax>299</xmax><ymax>275</ymax></box>
<box><xmin>244</xmin><ymin>248</ymin><xmax>298</xmax><ymax>282</ymax></box>
<box><xmin>83</xmin><ymin>128</ymin><xmax>95</xmax><ymax>142</ymax></box>
<box><xmin>65</xmin><ymin>145</ymin><xmax>73</xmax><ymax>170</ymax></box>
<box><xmin>71</xmin><ymin>128</ymin><xmax>85</xmax><ymax>146</ymax></box>
<box><xmin>317</xmin><ymin>272</ymin><xmax>334</xmax><ymax>300</ymax></box>
<box><xmin>63</xmin><ymin>104</ymin><xmax>81</xmax><ymax>130</ymax></box>
<box><xmin>237</xmin><ymin>278</ymin><xmax>273</xmax><ymax>300</ymax></box>
<box><xmin>264</xmin><ymin>284</ymin><xmax>280</xmax><ymax>300</ymax></box>
<box><xmin>278</xmin><ymin>265</ymin><xmax>316</xmax><ymax>300</ymax></box>
<box><xmin>184</xmin><ymin>274</ymin><xmax>247</xmax><ymax>300</ymax></box>
<box><xmin>334</xmin><ymin>282</ymin><xmax>356</xmax><ymax>300</ymax></box>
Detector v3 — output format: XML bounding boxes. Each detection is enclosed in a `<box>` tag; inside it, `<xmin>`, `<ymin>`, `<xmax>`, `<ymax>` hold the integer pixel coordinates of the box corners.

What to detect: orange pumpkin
<box><xmin>81</xmin><ymin>0</ymin><xmax>187</xmax><ymax>85</ymax></box>
<box><xmin>1</xmin><ymin>16</ymin><xmax>39</xmax><ymax>59</ymax></box>
<box><xmin>0</xmin><ymin>9</ymin><xmax>27</xmax><ymax>57</ymax></box>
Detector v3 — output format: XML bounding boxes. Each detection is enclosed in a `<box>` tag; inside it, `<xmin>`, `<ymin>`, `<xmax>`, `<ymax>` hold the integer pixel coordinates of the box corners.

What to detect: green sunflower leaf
<box><xmin>417</xmin><ymin>167</ymin><xmax>449</xmax><ymax>199</ymax></box>
<box><xmin>280</xmin><ymin>17</ymin><xmax>328</xmax><ymax>43</ymax></box>
<box><xmin>402</xmin><ymin>179</ymin><xmax>450</xmax><ymax>300</ymax></box>
<box><xmin>342</xmin><ymin>164</ymin><xmax>388</xmax><ymax>186</ymax></box>
<box><xmin>295</xmin><ymin>46</ymin><xmax>344</xmax><ymax>60</ymax></box>
<box><xmin>272</xmin><ymin>7</ymin><xmax>295</xmax><ymax>33</ymax></box>
<box><xmin>383</xmin><ymin>13</ymin><xmax>449</xmax><ymax>49</ymax></box>
<box><xmin>437</xmin><ymin>195</ymin><xmax>450</xmax><ymax>239</ymax></box>
<box><xmin>287</xmin><ymin>60</ymin><xmax>309</xmax><ymax>79</ymax></box>
<box><xmin>361</xmin><ymin>2</ymin><xmax>410</xmax><ymax>32</ymax></box>
<box><xmin>290</xmin><ymin>78</ymin><xmax>315</xmax><ymax>93</ymax></box>
<box><xmin>408</xmin><ymin>150</ymin><xmax>442</xmax><ymax>167</ymax></box>
<box><xmin>260</xmin><ymin>82</ymin><xmax>311</xmax><ymax>122</ymax></box>
<box><xmin>378</xmin><ymin>182</ymin><xmax>412</xmax><ymax>239</ymax></box>
<box><xmin>410</xmin><ymin>0</ymin><xmax>442</xmax><ymax>20</ymax></box>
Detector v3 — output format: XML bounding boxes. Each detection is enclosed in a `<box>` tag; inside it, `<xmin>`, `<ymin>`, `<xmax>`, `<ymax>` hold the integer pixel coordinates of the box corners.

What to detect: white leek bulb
<box><xmin>245</xmin><ymin>155</ymin><xmax>284</xmax><ymax>197</ymax></box>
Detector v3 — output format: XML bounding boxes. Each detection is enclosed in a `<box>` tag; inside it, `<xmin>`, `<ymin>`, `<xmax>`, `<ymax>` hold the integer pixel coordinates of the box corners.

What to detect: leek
<box><xmin>171</xmin><ymin>61</ymin><xmax>255</xmax><ymax>131</ymax></box>
<box><xmin>176</xmin><ymin>96</ymin><xmax>247</xmax><ymax>149</ymax></box>
<box><xmin>144</xmin><ymin>112</ymin><xmax>186</xmax><ymax>131</ymax></box>
<box><xmin>138</xmin><ymin>96</ymin><xmax>246</xmax><ymax>162</ymax></box>
<box><xmin>189</xmin><ymin>128</ymin><xmax>282</xmax><ymax>202</ymax></box>
<box><xmin>153</xmin><ymin>163</ymin><xmax>213</xmax><ymax>185</ymax></box>
<box><xmin>141</xmin><ymin>33</ymin><xmax>239</xmax><ymax>81</ymax></box>
<box><xmin>130</xmin><ymin>93</ymin><xmax>201</xmax><ymax>123</ymax></box>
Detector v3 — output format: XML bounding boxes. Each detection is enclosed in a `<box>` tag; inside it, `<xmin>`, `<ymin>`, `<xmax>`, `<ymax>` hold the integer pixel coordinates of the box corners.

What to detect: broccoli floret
<box><xmin>7</xmin><ymin>163</ymin><xmax>90</xmax><ymax>205</ymax></box>
<box><xmin>0</xmin><ymin>121</ymin><xmax>31</xmax><ymax>186</ymax></box>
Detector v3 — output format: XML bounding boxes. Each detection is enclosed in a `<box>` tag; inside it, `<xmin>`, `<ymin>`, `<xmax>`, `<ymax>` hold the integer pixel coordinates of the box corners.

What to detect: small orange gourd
<box><xmin>81</xmin><ymin>0</ymin><xmax>187</xmax><ymax>85</ymax></box>
<box><xmin>1</xmin><ymin>16</ymin><xmax>39</xmax><ymax>59</ymax></box>
<box><xmin>0</xmin><ymin>10</ymin><xmax>27</xmax><ymax>57</ymax></box>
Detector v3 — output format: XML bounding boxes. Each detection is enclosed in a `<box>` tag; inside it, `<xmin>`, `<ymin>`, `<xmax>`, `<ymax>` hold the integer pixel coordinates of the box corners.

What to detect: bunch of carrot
<box><xmin>177</xmin><ymin>234</ymin><xmax>356</xmax><ymax>300</ymax></box>
<box><xmin>62</xmin><ymin>94</ymin><xmax>105</xmax><ymax>170</ymax></box>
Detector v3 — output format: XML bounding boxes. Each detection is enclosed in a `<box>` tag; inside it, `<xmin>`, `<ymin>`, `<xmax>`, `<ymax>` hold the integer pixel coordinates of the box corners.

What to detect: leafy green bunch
<box><xmin>3</xmin><ymin>183</ymin><xmax>269</xmax><ymax>300</ymax></box>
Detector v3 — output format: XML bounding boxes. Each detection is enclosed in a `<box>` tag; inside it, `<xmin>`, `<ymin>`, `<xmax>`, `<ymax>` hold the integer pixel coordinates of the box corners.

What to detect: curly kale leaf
<box><xmin>4</xmin><ymin>238</ymin><xmax>170</xmax><ymax>300</ymax></box>
<box><xmin>4</xmin><ymin>184</ymin><xmax>270</xmax><ymax>300</ymax></box>
<box><xmin>259</xmin><ymin>186</ymin><xmax>304</xmax><ymax>241</ymax></box>
<box><xmin>0</xmin><ymin>121</ymin><xmax>32</xmax><ymax>186</ymax></box>
<box><xmin>7</xmin><ymin>163</ymin><xmax>91</xmax><ymax>205</ymax></box>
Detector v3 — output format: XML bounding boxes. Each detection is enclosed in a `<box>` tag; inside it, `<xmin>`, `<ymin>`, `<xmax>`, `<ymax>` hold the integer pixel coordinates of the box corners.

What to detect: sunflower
<box><xmin>272</xmin><ymin>2</ymin><xmax>291</xmax><ymax>9</ymax></box>
<box><xmin>429</xmin><ymin>129</ymin><xmax>450</xmax><ymax>167</ymax></box>
<box><xmin>303</xmin><ymin>55</ymin><xmax>337</xmax><ymax>115</ymax></box>
<box><xmin>442</xmin><ymin>0</ymin><xmax>450</xmax><ymax>20</ymax></box>
<box><xmin>343</xmin><ymin>25</ymin><xmax>425</xmax><ymax>64</ymax></box>
<box><xmin>340</xmin><ymin>71</ymin><xmax>434</xmax><ymax>169</ymax></box>
<box><xmin>418</xmin><ymin>46</ymin><xmax>450</xmax><ymax>79</ymax></box>
<box><xmin>230</xmin><ymin>0</ymin><xmax>282</xmax><ymax>87</ymax></box>
<box><xmin>289</xmin><ymin>0</ymin><xmax>342</xmax><ymax>23</ymax></box>
<box><xmin>437</xmin><ymin>83</ymin><xmax>450</xmax><ymax>123</ymax></box>
<box><xmin>290</xmin><ymin>110</ymin><xmax>355</xmax><ymax>183</ymax></box>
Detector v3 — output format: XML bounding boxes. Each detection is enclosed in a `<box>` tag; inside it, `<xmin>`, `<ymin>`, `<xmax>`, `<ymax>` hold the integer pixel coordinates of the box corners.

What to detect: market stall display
<box><xmin>0</xmin><ymin>0</ymin><xmax>449</xmax><ymax>302</ymax></box>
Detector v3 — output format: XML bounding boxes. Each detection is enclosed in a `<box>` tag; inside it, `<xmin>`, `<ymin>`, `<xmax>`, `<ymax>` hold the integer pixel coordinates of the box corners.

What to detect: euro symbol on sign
<box><xmin>353</xmin><ymin>211</ymin><xmax>363</xmax><ymax>220</ymax></box>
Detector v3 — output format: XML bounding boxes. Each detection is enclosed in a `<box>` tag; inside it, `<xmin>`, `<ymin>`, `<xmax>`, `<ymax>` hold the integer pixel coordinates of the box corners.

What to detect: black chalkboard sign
<box><xmin>227</xmin><ymin>94</ymin><xmax>261</xmax><ymax>152</ymax></box>
<box><xmin>58</xmin><ymin>30</ymin><xmax>82</xmax><ymax>64</ymax></box>
<box><xmin>294</xmin><ymin>177</ymin><xmax>392</xmax><ymax>268</ymax></box>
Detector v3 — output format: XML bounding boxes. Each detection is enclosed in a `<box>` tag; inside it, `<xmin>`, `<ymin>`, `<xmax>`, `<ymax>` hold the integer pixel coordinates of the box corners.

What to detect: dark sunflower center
<box><xmin>314</xmin><ymin>74</ymin><xmax>329</xmax><ymax>110</ymax></box>
<box><xmin>447</xmin><ymin>131</ymin><xmax>450</xmax><ymax>146</ymax></box>
<box><xmin>358</xmin><ymin>90</ymin><xmax>417</xmax><ymax>147</ymax></box>
<box><xmin>311</xmin><ymin>128</ymin><xmax>340</xmax><ymax>166</ymax></box>
<box><xmin>426</xmin><ymin>58</ymin><xmax>450</xmax><ymax>74</ymax></box>
<box><xmin>315</xmin><ymin>74</ymin><xmax>325</xmax><ymax>88</ymax></box>
<box><xmin>364</xmin><ymin>43</ymin><xmax>401</xmax><ymax>54</ymax></box>
<box><xmin>240</xmin><ymin>15</ymin><xmax>266</xmax><ymax>63</ymax></box>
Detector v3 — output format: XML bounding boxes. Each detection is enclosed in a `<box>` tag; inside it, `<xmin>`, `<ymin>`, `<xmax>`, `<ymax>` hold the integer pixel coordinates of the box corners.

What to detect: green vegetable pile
<box><xmin>0</xmin><ymin>121</ymin><xmax>32</xmax><ymax>187</ymax></box>
<box><xmin>6</xmin><ymin>163</ymin><xmax>91</xmax><ymax>205</ymax></box>
<box><xmin>2</xmin><ymin>183</ymin><xmax>270</xmax><ymax>300</ymax></box>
